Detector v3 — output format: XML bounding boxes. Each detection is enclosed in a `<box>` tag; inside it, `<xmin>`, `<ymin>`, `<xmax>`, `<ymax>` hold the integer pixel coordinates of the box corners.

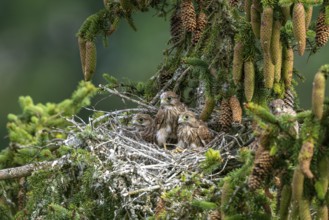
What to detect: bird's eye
<box><xmin>184</xmin><ymin>115</ymin><xmax>189</xmax><ymax>119</ymax></box>
<box><xmin>139</xmin><ymin>118</ymin><xmax>144</xmax><ymax>122</ymax></box>
<box><xmin>167</xmin><ymin>97</ymin><xmax>172</xmax><ymax>101</ymax></box>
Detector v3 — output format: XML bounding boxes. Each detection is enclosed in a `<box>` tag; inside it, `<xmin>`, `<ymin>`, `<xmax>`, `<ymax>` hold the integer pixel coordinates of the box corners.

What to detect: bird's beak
<box><xmin>178</xmin><ymin>116</ymin><xmax>184</xmax><ymax>124</ymax></box>
<box><xmin>131</xmin><ymin>119</ymin><xmax>138</xmax><ymax>125</ymax></box>
<box><xmin>160</xmin><ymin>98</ymin><xmax>167</xmax><ymax>105</ymax></box>
<box><xmin>275</xmin><ymin>107</ymin><xmax>281</xmax><ymax>113</ymax></box>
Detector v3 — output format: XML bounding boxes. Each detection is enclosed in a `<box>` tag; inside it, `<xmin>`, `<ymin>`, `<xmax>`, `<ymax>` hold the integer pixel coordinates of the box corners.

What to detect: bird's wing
<box><xmin>197</xmin><ymin>124</ymin><xmax>213</xmax><ymax>146</ymax></box>
<box><xmin>155</xmin><ymin>108</ymin><xmax>165</xmax><ymax>129</ymax></box>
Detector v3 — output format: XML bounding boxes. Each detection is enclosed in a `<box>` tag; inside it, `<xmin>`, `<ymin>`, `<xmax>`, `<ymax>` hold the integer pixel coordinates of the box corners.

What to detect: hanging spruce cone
<box><xmin>192</xmin><ymin>12</ymin><xmax>207</xmax><ymax>45</ymax></box>
<box><xmin>244</xmin><ymin>60</ymin><xmax>255</xmax><ymax>102</ymax></box>
<box><xmin>292</xmin><ymin>3</ymin><xmax>306</xmax><ymax>56</ymax></box>
<box><xmin>260</xmin><ymin>7</ymin><xmax>274</xmax><ymax>57</ymax></box>
<box><xmin>248</xmin><ymin>150</ymin><xmax>274</xmax><ymax>190</ymax></box>
<box><xmin>245</xmin><ymin>0</ymin><xmax>252</xmax><ymax>21</ymax></box>
<box><xmin>305</xmin><ymin>6</ymin><xmax>313</xmax><ymax>30</ymax></box>
<box><xmin>208</xmin><ymin>210</ymin><xmax>221</xmax><ymax>220</ymax></box>
<box><xmin>251</xmin><ymin>4</ymin><xmax>261</xmax><ymax>38</ymax></box>
<box><xmin>219</xmin><ymin>99</ymin><xmax>233</xmax><ymax>132</ymax></box>
<box><xmin>233</xmin><ymin>41</ymin><xmax>245</xmax><ymax>85</ymax></box>
<box><xmin>84</xmin><ymin>41</ymin><xmax>97</xmax><ymax>81</ymax></box>
<box><xmin>180</xmin><ymin>0</ymin><xmax>197</xmax><ymax>32</ymax></box>
<box><xmin>229</xmin><ymin>96</ymin><xmax>242</xmax><ymax>123</ymax></box>
<box><xmin>263</xmin><ymin>55</ymin><xmax>275</xmax><ymax>89</ymax></box>
<box><xmin>283</xmin><ymin>89</ymin><xmax>295</xmax><ymax>109</ymax></box>
<box><xmin>274</xmin><ymin>42</ymin><xmax>282</xmax><ymax>83</ymax></box>
<box><xmin>282</xmin><ymin>46</ymin><xmax>294</xmax><ymax>88</ymax></box>
<box><xmin>78</xmin><ymin>36</ymin><xmax>86</xmax><ymax>76</ymax></box>
<box><xmin>229</xmin><ymin>0</ymin><xmax>239</xmax><ymax>7</ymax></box>
<box><xmin>316</xmin><ymin>12</ymin><xmax>329</xmax><ymax>47</ymax></box>
<box><xmin>270</xmin><ymin>20</ymin><xmax>282</xmax><ymax>65</ymax></box>
<box><xmin>170</xmin><ymin>9</ymin><xmax>184</xmax><ymax>44</ymax></box>
<box><xmin>312</xmin><ymin>71</ymin><xmax>326</xmax><ymax>120</ymax></box>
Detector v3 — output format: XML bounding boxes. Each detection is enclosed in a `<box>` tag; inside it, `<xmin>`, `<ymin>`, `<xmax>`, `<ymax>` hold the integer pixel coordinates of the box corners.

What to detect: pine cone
<box><xmin>219</xmin><ymin>99</ymin><xmax>233</xmax><ymax>131</ymax></box>
<box><xmin>260</xmin><ymin>7</ymin><xmax>274</xmax><ymax>57</ymax></box>
<box><xmin>244</xmin><ymin>60</ymin><xmax>255</xmax><ymax>102</ymax></box>
<box><xmin>78</xmin><ymin>37</ymin><xmax>86</xmax><ymax>76</ymax></box>
<box><xmin>263</xmin><ymin>54</ymin><xmax>275</xmax><ymax>89</ymax></box>
<box><xmin>283</xmin><ymin>89</ymin><xmax>295</xmax><ymax>109</ymax></box>
<box><xmin>270</xmin><ymin>20</ymin><xmax>282</xmax><ymax>65</ymax></box>
<box><xmin>229</xmin><ymin>0</ymin><xmax>239</xmax><ymax>7</ymax></box>
<box><xmin>197</xmin><ymin>12</ymin><xmax>207</xmax><ymax>30</ymax></box>
<box><xmin>251</xmin><ymin>4</ymin><xmax>261</xmax><ymax>38</ymax></box>
<box><xmin>180</xmin><ymin>0</ymin><xmax>197</xmax><ymax>32</ymax></box>
<box><xmin>292</xmin><ymin>3</ymin><xmax>306</xmax><ymax>56</ymax></box>
<box><xmin>248</xmin><ymin>150</ymin><xmax>274</xmax><ymax>190</ymax></box>
<box><xmin>158</xmin><ymin>71</ymin><xmax>173</xmax><ymax>88</ymax></box>
<box><xmin>192</xmin><ymin>12</ymin><xmax>207</xmax><ymax>45</ymax></box>
<box><xmin>316</xmin><ymin>12</ymin><xmax>329</xmax><ymax>47</ymax></box>
<box><xmin>208</xmin><ymin>210</ymin><xmax>221</xmax><ymax>220</ymax></box>
<box><xmin>170</xmin><ymin>9</ymin><xmax>184</xmax><ymax>44</ymax></box>
<box><xmin>229</xmin><ymin>96</ymin><xmax>242</xmax><ymax>123</ymax></box>
<box><xmin>84</xmin><ymin>41</ymin><xmax>97</xmax><ymax>81</ymax></box>
<box><xmin>274</xmin><ymin>42</ymin><xmax>282</xmax><ymax>83</ymax></box>
<box><xmin>232</xmin><ymin>41</ymin><xmax>244</xmax><ymax>85</ymax></box>
<box><xmin>282</xmin><ymin>46</ymin><xmax>294</xmax><ymax>88</ymax></box>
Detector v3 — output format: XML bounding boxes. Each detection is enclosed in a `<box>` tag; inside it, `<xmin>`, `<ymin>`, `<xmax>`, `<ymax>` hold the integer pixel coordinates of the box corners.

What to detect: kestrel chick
<box><xmin>269</xmin><ymin>99</ymin><xmax>299</xmax><ymax>137</ymax></box>
<box><xmin>131</xmin><ymin>113</ymin><xmax>155</xmax><ymax>143</ymax></box>
<box><xmin>177</xmin><ymin>111</ymin><xmax>213</xmax><ymax>149</ymax></box>
<box><xmin>155</xmin><ymin>91</ymin><xmax>187</xmax><ymax>146</ymax></box>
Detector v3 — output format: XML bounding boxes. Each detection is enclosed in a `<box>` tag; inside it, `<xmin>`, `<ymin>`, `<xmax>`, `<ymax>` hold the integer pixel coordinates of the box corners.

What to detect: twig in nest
<box><xmin>122</xmin><ymin>185</ymin><xmax>161</xmax><ymax>196</ymax></box>
<box><xmin>99</xmin><ymin>85</ymin><xmax>157</xmax><ymax>112</ymax></box>
<box><xmin>150</xmin><ymin>67</ymin><xmax>191</xmax><ymax>105</ymax></box>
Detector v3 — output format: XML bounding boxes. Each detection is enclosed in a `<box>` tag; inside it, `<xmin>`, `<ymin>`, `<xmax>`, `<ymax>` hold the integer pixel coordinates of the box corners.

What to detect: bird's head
<box><xmin>160</xmin><ymin>91</ymin><xmax>180</xmax><ymax>106</ymax></box>
<box><xmin>178</xmin><ymin>111</ymin><xmax>198</xmax><ymax>126</ymax></box>
<box><xmin>269</xmin><ymin>99</ymin><xmax>285</xmax><ymax>115</ymax></box>
<box><xmin>132</xmin><ymin>113</ymin><xmax>154</xmax><ymax>128</ymax></box>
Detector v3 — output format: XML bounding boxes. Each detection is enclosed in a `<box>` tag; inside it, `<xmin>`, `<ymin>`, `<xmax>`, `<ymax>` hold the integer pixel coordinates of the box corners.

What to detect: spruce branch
<box><xmin>0</xmin><ymin>156</ymin><xmax>69</xmax><ymax>180</ymax></box>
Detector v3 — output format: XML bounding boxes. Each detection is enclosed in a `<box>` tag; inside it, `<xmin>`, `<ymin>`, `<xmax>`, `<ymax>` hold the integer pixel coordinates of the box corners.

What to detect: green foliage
<box><xmin>2</xmin><ymin>81</ymin><xmax>97</xmax><ymax>166</ymax></box>
<box><xmin>201</xmin><ymin>149</ymin><xmax>222</xmax><ymax>174</ymax></box>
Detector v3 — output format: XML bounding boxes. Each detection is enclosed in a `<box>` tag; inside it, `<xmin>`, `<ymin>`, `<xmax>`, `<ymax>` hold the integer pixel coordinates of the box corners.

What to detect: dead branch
<box><xmin>0</xmin><ymin>156</ymin><xmax>68</xmax><ymax>180</ymax></box>
<box><xmin>99</xmin><ymin>85</ymin><xmax>158</xmax><ymax>112</ymax></box>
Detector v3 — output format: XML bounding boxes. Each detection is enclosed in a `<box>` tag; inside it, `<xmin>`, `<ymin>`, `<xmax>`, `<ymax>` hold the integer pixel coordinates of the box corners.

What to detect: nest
<box><xmin>58</xmin><ymin>100</ymin><xmax>253</xmax><ymax>219</ymax></box>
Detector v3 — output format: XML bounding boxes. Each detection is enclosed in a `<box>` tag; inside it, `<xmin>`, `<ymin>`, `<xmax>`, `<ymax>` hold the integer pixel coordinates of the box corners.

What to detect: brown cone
<box><xmin>84</xmin><ymin>41</ymin><xmax>97</xmax><ymax>81</ymax></box>
<box><xmin>219</xmin><ymin>99</ymin><xmax>233</xmax><ymax>132</ymax></box>
<box><xmin>229</xmin><ymin>96</ymin><xmax>242</xmax><ymax>123</ymax></box>
<box><xmin>292</xmin><ymin>3</ymin><xmax>306</xmax><ymax>56</ymax></box>
<box><xmin>180</xmin><ymin>0</ymin><xmax>197</xmax><ymax>32</ymax></box>
<box><xmin>248</xmin><ymin>150</ymin><xmax>274</xmax><ymax>190</ymax></box>
<box><xmin>192</xmin><ymin>12</ymin><xmax>207</xmax><ymax>45</ymax></box>
<box><xmin>316</xmin><ymin>12</ymin><xmax>329</xmax><ymax>47</ymax></box>
<box><xmin>170</xmin><ymin>9</ymin><xmax>184</xmax><ymax>44</ymax></box>
<box><xmin>229</xmin><ymin>0</ymin><xmax>239</xmax><ymax>7</ymax></box>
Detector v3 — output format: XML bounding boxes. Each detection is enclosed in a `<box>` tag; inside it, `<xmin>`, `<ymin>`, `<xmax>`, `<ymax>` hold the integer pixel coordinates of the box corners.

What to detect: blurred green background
<box><xmin>0</xmin><ymin>1</ymin><xmax>328</xmax><ymax>148</ymax></box>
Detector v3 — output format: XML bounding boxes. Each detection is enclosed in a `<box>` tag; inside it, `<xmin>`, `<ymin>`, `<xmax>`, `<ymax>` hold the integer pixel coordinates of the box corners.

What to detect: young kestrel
<box><xmin>155</xmin><ymin>91</ymin><xmax>187</xmax><ymax>146</ymax></box>
<box><xmin>131</xmin><ymin>113</ymin><xmax>156</xmax><ymax>143</ymax></box>
<box><xmin>269</xmin><ymin>99</ymin><xmax>299</xmax><ymax>137</ymax></box>
<box><xmin>177</xmin><ymin>111</ymin><xmax>213</xmax><ymax>149</ymax></box>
